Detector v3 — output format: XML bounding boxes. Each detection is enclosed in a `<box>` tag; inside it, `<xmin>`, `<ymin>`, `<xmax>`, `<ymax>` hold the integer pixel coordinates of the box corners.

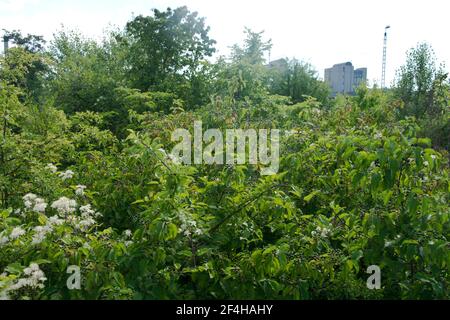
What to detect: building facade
<box><xmin>324</xmin><ymin>62</ymin><xmax>367</xmax><ymax>96</ymax></box>
<box><xmin>353</xmin><ymin>67</ymin><xmax>368</xmax><ymax>89</ymax></box>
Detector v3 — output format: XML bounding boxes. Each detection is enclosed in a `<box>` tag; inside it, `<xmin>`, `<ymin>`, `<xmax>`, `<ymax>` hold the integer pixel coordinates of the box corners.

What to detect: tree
<box><xmin>268</xmin><ymin>59</ymin><xmax>330</xmax><ymax>105</ymax></box>
<box><xmin>0</xmin><ymin>81</ymin><xmax>70</xmax><ymax>207</ymax></box>
<box><xmin>0</xmin><ymin>30</ymin><xmax>49</xmax><ymax>102</ymax></box>
<box><xmin>213</xmin><ymin>28</ymin><xmax>272</xmax><ymax>103</ymax></box>
<box><xmin>394</xmin><ymin>43</ymin><xmax>449</xmax><ymax>117</ymax></box>
<box><xmin>2</xmin><ymin>29</ymin><xmax>46</xmax><ymax>53</ymax></box>
<box><xmin>49</xmin><ymin>29</ymin><xmax>122</xmax><ymax>115</ymax></box>
<box><xmin>222</xmin><ymin>31</ymin><xmax>329</xmax><ymax>105</ymax></box>
<box><xmin>120</xmin><ymin>6</ymin><xmax>216</xmax><ymax>106</ymax></box>
<box><xmin>230</xmin><ymin>28</ymin><xmax>272</xmax><ymax>65</ymax></box>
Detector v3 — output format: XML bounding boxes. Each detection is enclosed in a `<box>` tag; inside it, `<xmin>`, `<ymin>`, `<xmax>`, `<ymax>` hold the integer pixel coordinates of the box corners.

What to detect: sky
<box><xmin>1</xmin><ymin>0</ymin><xmax>449</xmax><ymax>86</ymax></box>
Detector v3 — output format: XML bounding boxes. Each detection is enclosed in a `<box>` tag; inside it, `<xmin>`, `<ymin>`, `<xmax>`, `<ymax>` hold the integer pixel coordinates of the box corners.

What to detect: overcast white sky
<box><xmin>1</xmin><ymin>0</ymin><xmax>449</xmax><ymax>86</ymax></box>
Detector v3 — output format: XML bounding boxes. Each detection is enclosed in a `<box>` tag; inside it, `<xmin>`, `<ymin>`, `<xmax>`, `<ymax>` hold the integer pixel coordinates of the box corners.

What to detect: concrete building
<box><xmin>353</xmin><ymin>68</ymin><xmax>368</xmax><ymax>89</ymax></box>
<box><xmin>267</xmin><ymin>58</ymin><xmax>289</xmax><ymax>73</ymax></box>
<box><xmin>324</xmin><ymin>62</ymin><xmax>367</xmax><ymax>96</ymax></box>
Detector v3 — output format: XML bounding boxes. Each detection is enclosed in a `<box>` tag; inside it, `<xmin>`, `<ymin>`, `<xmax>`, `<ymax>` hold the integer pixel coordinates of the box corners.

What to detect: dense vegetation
<box><xmin>0</xmin><ymin>6</ymin><xmax>449</xmax><ymax>300</ymax></box>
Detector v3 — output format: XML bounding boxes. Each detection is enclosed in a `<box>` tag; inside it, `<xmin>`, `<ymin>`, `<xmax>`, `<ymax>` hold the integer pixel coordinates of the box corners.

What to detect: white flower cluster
<box><xmin>10</xmin><ymin>227</ymin><xmax>26</xmax><ymax>239</ymax></box>
<box><xmin>33</xmin><ymin>190</ymin><xmax>101</xmax><ymax>233</ymax></box>
<box><xmin>3</xmin><ymin>187</ymin><xmax>103</xmax><ymax>248</ymax></box>
<box><xmin>45</xmin><ymin>163</ymin><xmax>58</xmax><ymax>173</ymax></box>
<box><xmin>179</xmin><ymin>211</ymin><xmax>203</xmax><ymax>237</ymax></box>
<box><xmin>0</xmin><ymin>263</ymin><xmax>47</xmax><ymax>299</ymax></box>
<box><xmin>124</xmin><ymin>229</ymin><xmax>132</xmax><ymax>238</ymax></box>
<box><xmin>58</xmin><ymin>170</ymin><xmax>74</xmax><ymax>180</ymax></box>
<box><xmin>51</xmin><ymin>197</ymin><xmax>77</xmax><ymax>216</ymax></box>
<box><xmin>311</xmin><ymin>226</ymin><xmax>331</xmax><ymax>238</ymax></box>
<box><xmin>23</xmin><ymin>193</ymin><xmax>48</xmax><ymax>213</ymax></box>
<box><xmin>1</xmin><ymin>226</ymin><xmax>26</xmax><ymax>247</ymax></box>
<box><xmin>122</xmin><ymin>230</ymin><xmax>133</xmax><ymax>246</ymax></box>
<box><xmin>75</xmin><ymin>204</ymin><xmax>102</xmax><ymax>231</ymax></box>
<box><xmin>373</xmin><ymin>132</ymin><xmax>383</xmax><ymax>139</ymax></box>
<box><xmin>9</xmin><ymin>263</ymin><xmax>47</xmax><ymax>291</ymax></box>
<box><xmin>75</xmin><ymin>185</ymin><xmax>87</xmax><ymax>196</ymax></box>
<box><xmin>31</xmin><ymin>225</ymin><xmax>52</xmax><ymax>245</ymax></box>
<box><xmin>31</xmin><ymin>215</ymin><xmax>64</xmax><ymax>245</ymax></box>
<box><xmin>55</xmin><ymin>203</ymin><xmax>101</xmax><ymax>232</ymax></box>
<box><xmin>311</xmin><ymin>108</ymin><xmax>322</xmax><ymax>116</ymax></box>
<box><xmin>0</xmin><ymin>235</ymin><xmax>8</xmax><ymax>246</ymax></box>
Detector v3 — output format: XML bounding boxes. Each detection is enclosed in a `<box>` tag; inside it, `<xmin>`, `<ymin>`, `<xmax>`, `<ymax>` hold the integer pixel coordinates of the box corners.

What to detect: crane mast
<box><xmin>381</xmin><ymin>25</ymin><xmax>390</xmax><ymax>89</ymax></box>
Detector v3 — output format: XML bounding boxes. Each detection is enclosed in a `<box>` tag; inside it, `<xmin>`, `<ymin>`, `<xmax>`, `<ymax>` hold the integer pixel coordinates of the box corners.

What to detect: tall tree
<box><xmin>267</xmin><ymin>58</ymin><xmax>330</xmax><ymax>104</ymax></box>
<box><xmin>120</xmin><ymin>6</ymin><xmax>216</xmax><ymax>106</ymax></box>
<box><xmin>2</xmin><ymin>29</ymin><xmax>46</xmax><ymax>53</ymax></box>
<box><xmin>49</xmin><ymin>29</ymin><xmax>121</xmax><ymax>115</ymax></box>
<box><xmin>230</xmin><ymin>28</ymin><xmax>272</xmax><ymax>65</ymax></box>
<box><xmin>394</xmin><ymin>43</ymin><xmax>449</xmax><ymax>117</ymax></box>
<box><xmin>214</xmin><ymin>28</ymin><xmax>272</xmax><ymax>102</ymax></box>
<box><xmin>0</xmin><ymin>30</ymin><xmax>49</xmax><ymax>101</ymax></box>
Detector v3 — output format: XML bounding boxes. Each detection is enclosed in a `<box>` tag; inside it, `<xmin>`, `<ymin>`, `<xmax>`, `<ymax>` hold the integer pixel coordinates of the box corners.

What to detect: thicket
<box><xmin>0</xmin><ymin>6</ymin><xmax>448</xmax><ymax>299</ymax></box>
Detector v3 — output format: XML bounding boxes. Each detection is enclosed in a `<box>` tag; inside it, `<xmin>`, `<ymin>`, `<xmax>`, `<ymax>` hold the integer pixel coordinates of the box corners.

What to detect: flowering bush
<box><xmin>0</xmin><ymin>71</ymin><xmax>448</xmax><ymax>300</ymax></box>
<box><xmin>0</xmin><ymin>170</ymin><xmax>135</xmax><ymax>299</ymax></box>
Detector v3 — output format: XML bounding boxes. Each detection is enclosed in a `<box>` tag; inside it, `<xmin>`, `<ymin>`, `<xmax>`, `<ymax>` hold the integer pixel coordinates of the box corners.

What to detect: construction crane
<box><xmin>381</xmin><ymin>25</ymin><xmax>390</xmax><ymax>89</ymax></box>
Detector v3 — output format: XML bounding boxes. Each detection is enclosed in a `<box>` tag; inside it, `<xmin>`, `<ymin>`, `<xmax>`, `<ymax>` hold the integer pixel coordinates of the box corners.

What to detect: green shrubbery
<box><xmin>0</xmin><ymin>6</ymin><xmax>448</xmax><ymax>300</ymax></box>
<box><xmin>1</xmin><ymin>84</ymin><xmax>448</xmax><ymax>299</ymax></box>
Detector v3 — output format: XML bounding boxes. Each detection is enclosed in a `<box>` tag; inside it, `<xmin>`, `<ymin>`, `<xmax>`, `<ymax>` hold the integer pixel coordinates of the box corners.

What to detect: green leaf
<box><xmin>351</xmin><ymin>250</ymin><xmax>363</xmax><ymax>261</ymax></box>
<box><xmin>304</xmin><ymin>190</ymin><xmax>320</xmax><ymax>203</ymax></box>
<box><xmin>5</xmin><ymin>263</ymin><xmax>23</xmax><ymax>274</ymax></box>
<box><xmin>165</xmin><ymin>223</ymin><xmax>178</xmax><ymax>241</ymax></box>
<box><xmin>402</xmin><ymin>239</ymin><xmax>419</xmax><ymax>246</ymax></box>
<box><xmin>407</xmin><ymin>195</ymin><xmax>419</xmax><ymax>215</ymax></box>
<box><xmin>38</xmin><ymin>214</ymin><xmax>48</xmax><ymax>225</ymax></box>
<box><xmin>382</xmin><ymin>190</ymin><xmax>393</xmax><ymax>205</ymax></box>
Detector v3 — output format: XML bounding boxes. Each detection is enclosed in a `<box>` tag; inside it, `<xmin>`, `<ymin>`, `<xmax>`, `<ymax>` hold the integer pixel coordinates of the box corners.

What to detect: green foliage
<box><xmin>120</xmin><ymin>6</ymin><xmax>216</xmax><ymax>107</ymax></box>
<box><xmin>213</xmin><ymin>29</ymin><xmax>272</xmax><ymax>103</ymax></box>
<box><xmin>2</xmin><ymin>30</ymin><xmax>46</xmax><ymax>53</ymax></box>
<box><xmin>268</xmin><ymin>58</ymin><xmax>330</xmax><ymax>105</ymax></box>
<box><xmin>0</xmin><ymin>6</ymin><xmax>449</xmax><ymax>301</ymax></box>
<box><xmin>0</xmin><ymin>82</ymin><xmax>73</xmax><ymax>209</ymax></box>
<box><xmin>114</xmin><ymin>87</ymin><xmax>184</xmax><ymax>114</ymax></box>
<box><xmin>230</xmin><ymin>28</ymin><xmax>272</xmax><ymax>65</ymax></box>
<box><xmin>394</xmin><ymin>42</ymin><xmax>449</xmax><ymax>118</ymax></box>
<box><xmin>0</xmin><ymin>47</ymin><xmax>50</xmax><ymax>102</ymax></box>
<box><xmin>393</xmin><ymin>43</ymin><xmax>450</xmax><ymax>153</ymax></box>
<box><xmin>49</xmin><ymin>29</ymin><xmax>121</xmax><ymax>115</ymax></box>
